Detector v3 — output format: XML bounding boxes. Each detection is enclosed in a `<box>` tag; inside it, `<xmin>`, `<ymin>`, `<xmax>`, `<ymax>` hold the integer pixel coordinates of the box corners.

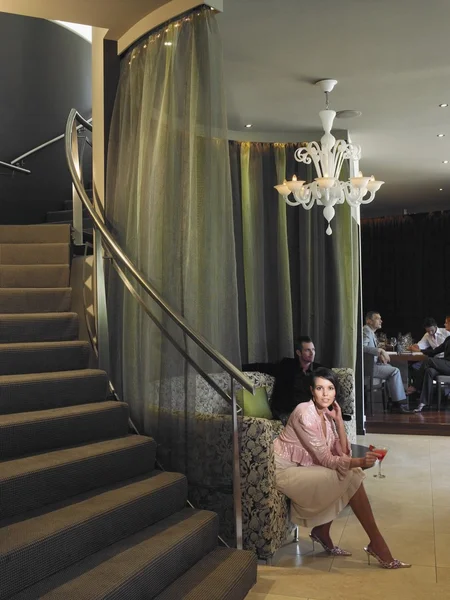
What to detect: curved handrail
<box><xmin>0</xmin><ymin>160</ymin><xmax>31</xmax><ymax>174</ymax></box>
<box><xmin>10</xmin><ymin>117</ymin><xmax>92</xmax><ymax>166</ymax></box>
<box><xmin>65</xmin><ymin>109</ymin><xmax>253</xmax><ymax>394</ymax></box>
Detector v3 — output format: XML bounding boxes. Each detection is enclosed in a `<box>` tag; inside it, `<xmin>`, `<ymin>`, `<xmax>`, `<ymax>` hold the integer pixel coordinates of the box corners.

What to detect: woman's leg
<box><xmin>311</xmin><ymin>521</ymin><xmax>333</xmax><ymax>547</ymax></box>
<box><xmin>348</xmin><ymin>483</ymin><xmax>393</xmax><ymax>561</ymax></box>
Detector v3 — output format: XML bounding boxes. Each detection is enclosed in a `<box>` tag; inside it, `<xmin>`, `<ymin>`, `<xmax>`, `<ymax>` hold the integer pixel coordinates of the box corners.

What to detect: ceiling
<box><xmin>217</xmin><ymin>0</ymin><xmax>450</xmax><ymax>217</ymax></box>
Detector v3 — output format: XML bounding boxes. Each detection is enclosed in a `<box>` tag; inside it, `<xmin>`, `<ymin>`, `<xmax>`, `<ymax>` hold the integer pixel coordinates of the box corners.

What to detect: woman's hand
<box><xmin>327</xmin><ymin>401</ymin><xmax>342</xmax><ymax>421</ymax></box>
<box><xmin>362</xmin><ymin>451</ymin><xmax>378</xmax><ymax>468</ymax></box>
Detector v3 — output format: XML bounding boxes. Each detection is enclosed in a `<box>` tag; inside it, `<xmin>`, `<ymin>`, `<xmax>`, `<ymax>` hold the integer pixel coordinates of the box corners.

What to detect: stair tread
<box><xmin>9</xmin><ymin>508</ymin><xmax>217</xmax><ymax>600</ymax></box>
<box><xmin>0</xmin><ymin>400</ymin><xmax>126</xmax><ymax>427</ymax></box>
<box><xmin>0</xmin><ymin>435</ymin><xmax>154</xmax><ymax>479</ymax></box>
<box><xmin>0</xmin><ymin>312</ymin><xmax>78</xmax><ymax>321</ymax></box>
<box><xmin>0</xmin><ymin>340</ymin><xmax>89</xmax><ymax>350</ymax></box>
<box><xmin>0</xmin><ymin>471</ymin><xmax>184</xmax><ymax>553</ymax></box>
<box><xmin>0</xmin><ymin>367</ymin><xmax>105</xmax><ymax>383</ymax></box>
<box><xmin>154</xmin><ymin>547</ymin><xmax>257</xmax><ymax>600</ymax></box>
<box><xmin>0</xmin><ymin>224</ymin><xmax>70</xmax><ymax>244</ymax></box>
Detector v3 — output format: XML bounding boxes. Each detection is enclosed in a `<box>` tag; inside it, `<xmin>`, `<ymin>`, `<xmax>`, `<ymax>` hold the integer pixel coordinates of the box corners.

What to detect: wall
<box><xmin>0</xmin><ymin>13</ymin><xmax>91</xmax><ymax>224</ymax></box>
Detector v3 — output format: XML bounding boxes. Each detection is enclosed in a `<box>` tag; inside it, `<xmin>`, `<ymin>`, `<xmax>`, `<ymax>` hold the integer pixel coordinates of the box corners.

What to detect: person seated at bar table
<box><xmin>407</xmin><ymin>317</ymin><xmax>450</xmax><ymax>395</ymax></box>
<box><xmin>414</xmin><ymin>316</ymin><xmax>450</xmax><ymax>412</ymax></box>
<box><xmin>363</xmin><ymin>311</ymin><xmax>409</xmax><ymax>413</ymax></box>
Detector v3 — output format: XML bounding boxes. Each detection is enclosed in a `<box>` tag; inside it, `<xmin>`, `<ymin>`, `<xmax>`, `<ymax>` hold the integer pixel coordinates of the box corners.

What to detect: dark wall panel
<box><xmin>0</xmin><ymin>14</ymin><xmax>92</xmax><ymax>224</ymax></box>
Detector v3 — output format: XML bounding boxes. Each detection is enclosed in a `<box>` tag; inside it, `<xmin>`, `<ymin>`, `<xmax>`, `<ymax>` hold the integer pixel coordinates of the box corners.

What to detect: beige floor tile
<box><xmin>363</xmin><ymin>479</ymin><xmax>433</xmax><ymax>507</ymax></box>
<box><xmin>432</xmin><ymin>487</ymin><xmax>450</xmax><ymax>507</ymax></box>
<box><xmin>338</xmin><ymin>523</ymin><xmax>435</xmax><ymax>566</ymax></box>
<box><xmin>245</xmin><ymin>593</ymin><xmax>308</xmax><ymax>600</ymax></box>
<box><xmin>433</xmin><ymin>506</ymin><xmax>450</xmax><ymax>535</ymax></box>
<box><xmin>435</xmin><ymin>532</ymin><xmax>450</xmax><ymax>567</ymax></box>
<box><xmin>436</xmin><ymin>566</ymin><xmax>450</xmax><ymax>584</ymax></box>
<box><xmin>347</xmin><ymin>502</ymin><xmax>434</xmax><ymax>533</ymax></box>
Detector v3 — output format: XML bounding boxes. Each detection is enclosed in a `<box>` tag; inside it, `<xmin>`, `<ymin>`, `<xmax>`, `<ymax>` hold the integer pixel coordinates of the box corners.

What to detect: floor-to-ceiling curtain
<box><xmin>231</xmin><ymin>141</ymin><xmax>359</xmax><ymax>369</ymax></box>
<box><xmin>105</xmin><ymin>6</ymin><xmax>240</xmax><ymax>492</ymax></box>
<box><xmin>230</xmin><ymin>141</ymin><xmax>293</xmax><ymax>363</ymax></box>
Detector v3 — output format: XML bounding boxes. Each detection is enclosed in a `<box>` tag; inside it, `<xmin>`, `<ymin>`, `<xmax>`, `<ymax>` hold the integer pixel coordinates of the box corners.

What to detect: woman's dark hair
<box><xmin>311</xmin><ymin>367</ymin><xmax>341</xmax><ymax>400</ymax></box>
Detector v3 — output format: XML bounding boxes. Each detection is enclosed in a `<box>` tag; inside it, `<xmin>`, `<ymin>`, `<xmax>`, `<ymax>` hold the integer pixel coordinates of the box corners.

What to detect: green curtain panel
<box><xmin>231</xmin><ymin>141</ymin><xmax>360</xmax><ymax>369</ymax></box>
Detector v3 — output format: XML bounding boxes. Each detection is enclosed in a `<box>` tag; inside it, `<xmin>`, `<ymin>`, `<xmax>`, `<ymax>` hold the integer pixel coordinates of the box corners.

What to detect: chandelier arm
<box><xmin>360</xmin><ymin>190</ymin><xmax>376</xmax><ymax>204</ymax></box>
<box><xmin>283</xmin><ymin>194</ymin><xmax>303</xmax><ymax>207</ymax></box>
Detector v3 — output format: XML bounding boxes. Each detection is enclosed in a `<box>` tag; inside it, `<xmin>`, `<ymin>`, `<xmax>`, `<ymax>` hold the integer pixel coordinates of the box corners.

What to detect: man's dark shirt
<box><xmin>423</xmin><ymin>337</ymin><xmax>450</xmax><ymax>361</ymax></box>
<box><xmin>242</xmin><ymin>357</ymin><xmax>322</xmax><ymax>421</ymax></box>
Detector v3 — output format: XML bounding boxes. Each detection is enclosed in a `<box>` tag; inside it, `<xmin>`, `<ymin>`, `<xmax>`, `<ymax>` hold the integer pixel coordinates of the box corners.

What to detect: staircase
<box><xmin>0</xmin><ymin>223</ymin><xmax>256</xmax><ymax>599</ymax></box>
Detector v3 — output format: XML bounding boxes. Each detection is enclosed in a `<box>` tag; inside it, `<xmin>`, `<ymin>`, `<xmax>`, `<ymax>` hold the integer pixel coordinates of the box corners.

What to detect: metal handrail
<box><xmin>65</xmin><ymin>109</ymin><xmax>253</xmax><ymax>395</ymax></box>
<box><xmin>0</xmin><ymin>160</ymin><xmax>31</xmax><ymax>174</ymax></box>
<box><xmin>11</xmin><ymin>117</ymin><xmax>92</xmax><ymax>166</ymax></box>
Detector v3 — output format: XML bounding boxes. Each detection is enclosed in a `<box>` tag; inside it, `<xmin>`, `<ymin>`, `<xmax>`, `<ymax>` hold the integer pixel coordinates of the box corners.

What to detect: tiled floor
<box><xmin>246</xmin><ymin>433</ymin><xmax>450</xmax><ymax>600</ymax></box>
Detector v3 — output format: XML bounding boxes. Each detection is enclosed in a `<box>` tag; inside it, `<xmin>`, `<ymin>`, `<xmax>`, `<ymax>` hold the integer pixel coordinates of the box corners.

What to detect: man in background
<box><xmin>243</xmin><ymin>336</ymin><xmax>323</xmax><ymax>423</ymax></box>
<box><xmin>363</xmin><ymin>311</ymin><xmax>409</xmax><ymax>413</ymax></box>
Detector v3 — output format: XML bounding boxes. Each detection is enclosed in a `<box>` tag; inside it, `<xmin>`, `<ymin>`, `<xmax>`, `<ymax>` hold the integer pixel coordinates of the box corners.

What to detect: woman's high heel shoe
<box><xmin>364</xmin><ymin>545</ymin><xmax>411</xmax><ymax>569</ymax></box>
<box><xmin>309</xmin><ymin>532</ymin><xmax>352</xmax><ymax>556</ymax></box>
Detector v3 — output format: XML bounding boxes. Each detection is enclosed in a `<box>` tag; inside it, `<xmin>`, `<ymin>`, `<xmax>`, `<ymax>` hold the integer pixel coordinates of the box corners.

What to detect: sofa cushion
<box><xmin>236</xmin><ymin>387</ymin><xmax>272</xmax><ymax>419</ymax></box>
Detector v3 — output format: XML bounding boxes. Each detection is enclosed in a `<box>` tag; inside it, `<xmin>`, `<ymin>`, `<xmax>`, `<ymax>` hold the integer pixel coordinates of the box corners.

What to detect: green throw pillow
<box><xmin>236</xmin><ymin>387</ymin><xmax>272</xmax><ymax>419</ymax></box>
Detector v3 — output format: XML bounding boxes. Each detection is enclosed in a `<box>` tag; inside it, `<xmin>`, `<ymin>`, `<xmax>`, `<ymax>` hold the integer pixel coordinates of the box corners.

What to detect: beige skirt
<box><xmin>275</xmin><ymin>454</ymin><xmax>365</xmax><ymax>528</ymax></box>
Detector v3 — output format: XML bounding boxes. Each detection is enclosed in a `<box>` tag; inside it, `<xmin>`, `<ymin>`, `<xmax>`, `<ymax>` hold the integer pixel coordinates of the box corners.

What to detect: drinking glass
<box><xmin>370</xmin><ymin>446</ymin><xmax>389</xmax><ymax>478</ymax></box>
<box><xmin>389</xmin><ymin>337</ymin><xmax>397</xmax><ymax>352</ymax></box>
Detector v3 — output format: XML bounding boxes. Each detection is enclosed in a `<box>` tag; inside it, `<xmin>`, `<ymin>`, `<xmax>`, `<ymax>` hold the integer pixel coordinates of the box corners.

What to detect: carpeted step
<box><xmin>0</xmin><ymin>368</ymin><xmax>108</xmax><ymax>414</ymax></box>
<box><xmin>47</xmin><ymin>209</ymin><xmax>89</xmax><ymax>223</ymax></box>
<box><xmin>154</xmin><ymin>547</ymin><xmax>257</xmax><ymax>600</ymax></box>
<box><xmin>0</xmin><ymin>472</ymin><xmax>187</xmax><ymax>599</ymax></box>
<box><xmin>0</xmin><ymin>401</ymin><xmax>129</xmax><ymax>458</ymax></box>
<box><xmin>0</xmin><ymin>312</ymin><xmax>79</xmax><ymax>343</ymax></box>
<box><xmin>0</xmin><ymin>224</ymin><xmax>70</xmax><ymax>244</ymax></box>
<box><xmin>0</xmin><ymin>288</ymin><xmax>72</xmax><ymax>313</ymax></box>
<box><xmin>0</xmin><ymin>340</ymin><xmax>90</xmax><ymax>375</ymax></box>
<box><xmin>0</xmin><ymin>435</ymin><xmax>156</xmax><ymax>519</ymax></box>
<box><xmin>0</xmin><ymin>243</ymin><xmax>70</xmax><ymax>265</ymax></box>
<box><xmin>0</xmin><ymin>264</ymin><xmax>69</xmax><ymax>288</ymax></box>
<box><xmin>55</xmin><ymin>218</ymin><xmax>93</xmax><ymax>231</ymax></box>
<box><xmin>64</xmin><ymin>194</ymin><xmax>92</xmax><ymax>210</ymax></box>
<box><xmin>9</xmin><ymin>508</ymin><xmax>218</xmax><ymax>600</ymax></box>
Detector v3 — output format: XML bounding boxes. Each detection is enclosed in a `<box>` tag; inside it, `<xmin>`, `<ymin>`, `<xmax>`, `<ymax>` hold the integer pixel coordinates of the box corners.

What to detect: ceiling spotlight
<box><xmin>437</xmin><ymin>134</ymin><xmax>445</xmax><ymax>137</ymax></box>
<box><xmin>443</xmin><ymin>160</ymin><xmax>449</xmax><ymax>164</ymax></box>
<box><xmin>439</xmin><ymin>103</ymin><xmax>448</xmax><ymax>108</ymax></box>
<box><xmin>164</xmin><ymin>41</ymin><xmax>172</xmax><ymax>46</ymax></box>
<box><xmin>245</xmin><ymin>124</ymin><xmax>253</xmax><ymax>128</ymax></box>
<box><xmin>439</xmin><ymin>188</ymin><xmax>443</xmax><ymax>191</ymax></box>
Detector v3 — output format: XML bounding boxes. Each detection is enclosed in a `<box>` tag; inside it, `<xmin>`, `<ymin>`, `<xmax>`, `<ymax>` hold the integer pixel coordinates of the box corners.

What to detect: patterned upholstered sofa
<box><xmin>186</xmin><ymin>367</ymin><xmax>356</xmax><ymax>561</ymax></box>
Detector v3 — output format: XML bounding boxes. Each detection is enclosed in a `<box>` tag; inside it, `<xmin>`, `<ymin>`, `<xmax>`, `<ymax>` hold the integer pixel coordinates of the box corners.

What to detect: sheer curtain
<box><xmin>106</xmin><ymin>6</ymin><xmax>240</xmax><ymax>488</ymax></box>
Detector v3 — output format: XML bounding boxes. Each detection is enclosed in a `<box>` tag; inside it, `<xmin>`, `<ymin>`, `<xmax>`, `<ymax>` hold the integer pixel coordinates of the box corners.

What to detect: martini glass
<box><xmin>370</xmin><ymin>445</ymin><xmax>389</xmax><ymax>478</ymax></box>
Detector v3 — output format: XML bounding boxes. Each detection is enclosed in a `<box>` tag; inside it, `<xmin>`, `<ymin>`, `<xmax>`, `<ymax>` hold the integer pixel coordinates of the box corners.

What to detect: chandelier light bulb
<box><xmin>274</xmin><ymin>80</ymin><xmax>384</xmax><ymax>235</ymax></box>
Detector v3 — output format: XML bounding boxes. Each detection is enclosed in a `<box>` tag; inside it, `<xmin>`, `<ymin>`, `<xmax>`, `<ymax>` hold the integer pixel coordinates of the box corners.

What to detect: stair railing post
<box><xmin>231</xmin><ymin>376</ymin><xmax>243</xmax><ymax>550</ymax></box>
<box><xmin>70</xmin><ymin>123</ymin><xmax>84</xmax><ymax>246</ymax></box>
<box><xmin>94</xmin><ymin>232</ymin><xmax>111</xmax><ymax>375</ymax></box>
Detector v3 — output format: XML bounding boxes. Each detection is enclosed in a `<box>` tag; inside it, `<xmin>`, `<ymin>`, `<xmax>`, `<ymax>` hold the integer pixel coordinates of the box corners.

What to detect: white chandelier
<box><xmin>275</xmin><ymin>79</ymin><xmax>384</xmax><ymax>235</ymax></box>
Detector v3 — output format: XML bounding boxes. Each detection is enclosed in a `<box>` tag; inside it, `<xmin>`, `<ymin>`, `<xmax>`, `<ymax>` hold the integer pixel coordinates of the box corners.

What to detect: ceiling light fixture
<box><xmin>438</xmin><ymin>134</ymin><xmax>445</xmax><ymax>137</ymax></box>
<box><xmin>439</xmin><ymin>103</ymin><xmax>448</xmax><ymax>108</ymax></box>
<box><xmin>164</xmin><ymin>41</ymin><xmax>172</xmax><ymax>46</ymax></box>
<box><xmin>439</xmin><ymin>188</ymin><xmax>443</xmax><ymax>191</ymax></box>
<box><xmin>443</xmin><ymin>160</ymin><xmax>449</xmax><ymax>164</ymax></box>
<box><xmin>274</xmin><ymin>79</ymin><xmax>384</xmax><ymax>235</ymax></box>
<box><xmin>245</xmin><ymin>124</ymin><xmax>253</xmax><ymax>128</ymax></box>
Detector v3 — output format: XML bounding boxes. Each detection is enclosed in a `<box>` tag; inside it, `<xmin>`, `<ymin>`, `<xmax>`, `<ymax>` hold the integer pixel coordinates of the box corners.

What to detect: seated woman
<box><xmin>274</xmin><ymin>367</ymin><xmax>410</xmax><ymax>569</ymax></box>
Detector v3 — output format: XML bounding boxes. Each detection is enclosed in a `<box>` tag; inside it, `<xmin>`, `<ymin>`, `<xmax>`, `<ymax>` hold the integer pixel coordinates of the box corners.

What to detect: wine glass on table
<box><xmin>369</xmin><ymin>445</ymin><xmax>389</xmax><ymax>478</ymax></box>
<box><xmin>389</xmin><ymin>337</ymin><xmax>397</xmax><ymax>353</ymax></box>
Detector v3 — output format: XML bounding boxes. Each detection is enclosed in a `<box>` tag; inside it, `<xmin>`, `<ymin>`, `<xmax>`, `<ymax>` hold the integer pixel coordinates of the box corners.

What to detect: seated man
<box><xmin>243</xmin><ymin>336</ymin><xmax>323</xmax><ymax>423</ymax></box>
<box><xmin>363</xmin><ymin>311</ymin><xmax>409</xmax><ymax>413</ymax></box>
<box><xmin>407</xmin><ymin>316</ymin><xmax>450</xmax><ymax>394</ymax></box>
<box><xmin>415</xmin><ymin>316</ymin><xmax>450</xmax><ymax>412</ymax></box>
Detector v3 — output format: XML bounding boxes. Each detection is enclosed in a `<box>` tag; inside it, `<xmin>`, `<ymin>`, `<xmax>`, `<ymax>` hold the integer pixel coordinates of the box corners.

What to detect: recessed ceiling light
<box><xmin>438</xmin><ymin>134</ymin><xmax>446</xmax><ymax>137</ymax></box>
<box><xmin>164</xmin><ymin>41</ymin><xmax>172</xmax><ymax>46</ymax></box>
<box><xmin>443</xmin><ymin>160</ymin><xmax>449</xmax><ymax>164</ymax></box>
<box><xmin>439</xmin><ymin>188</ymin><xmax>443</xmax><ymax>191</ymax></box>
<box><xmin>439</xmin><ymin>103</ymin><xmax>448</xmax><ymax>108</ymax></box>
<box><xmin>245</xmin><ymin>124</ymin><xmax>253</xmax><ymax>128</ymax></box>
<box><xmin>336</xmin><ymin>110</ymin><xmax>362</xmax><ymax>119</ymax></box>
